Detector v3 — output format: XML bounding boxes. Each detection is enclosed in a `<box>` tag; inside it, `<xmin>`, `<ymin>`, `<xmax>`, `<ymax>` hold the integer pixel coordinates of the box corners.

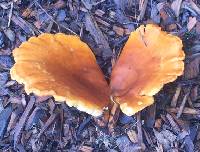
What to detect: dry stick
<box><xmin>14</xmin><ymin>96</ymin><xmax>36</xmax><ymax>147</ymax></box>
<box><xmin>187</xmin><ymin>97</ymin><xmax>194</xmax><ymax>108</ymax></box>
<box><xmin>142</xmin><ymin>128</ymin><xmax>153</xmax><ymax>146</ymax></box>
<box><xmin>171</xmin><ymin>85</ymin><xmax>182</xmax><ymax>107</ymax></box>
<box><xmin>137</xmin><ymin>0</ymin><xmax>148</xmax><ymax>21</ymax></box>
<box><xmin>108</xmin><ymin>102</ymin><xmax>120</xmax><ymax>133</ymax></box>
<box><xmin>167</xmin><ymin>107</ymin><xmax>200</xmax><ymax>115</ymax></box>
<box><xmin>177</xmin><ymin>90</ymin><xmax>190</xmax><ymax>118</ymax></box>
<box><xmin>139</xmin><ymin>0</ymin><xmax>144</xmax><ymax>10</ymax></box>
<box><xmin>171</xmin><ymin>0</ymin><xmax>183</xmax><ymax>17</ymax></box>
<box><xmin>136</xmin><ymin>112</ymin><xmax>145</xmax><ymax>150</ymax></box>
<box><xmin>8</xmin><ymin>2</ymin><xmax>13</xmax><ymax>27</ymax></box>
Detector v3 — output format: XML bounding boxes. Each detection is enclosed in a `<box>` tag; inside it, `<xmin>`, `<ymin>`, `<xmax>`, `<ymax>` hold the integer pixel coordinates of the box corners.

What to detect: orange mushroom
<box><xmin>10</xmin><ymin>24</ymin><xmax>185</xmax><ymax>117</ymax></box>
<box><xmin>10</xmin><ymin>33</ymin><xmax>110</xmax><ymax>116</ymax></box>
<box><xmin>110</xmin><ymin>24</ymin><xmax>185</xmax><ymax>116</ymax></box>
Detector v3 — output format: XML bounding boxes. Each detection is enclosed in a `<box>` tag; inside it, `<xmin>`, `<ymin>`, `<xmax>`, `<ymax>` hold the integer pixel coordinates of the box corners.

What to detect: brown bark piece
<box><xmin>37</xmin><ymin>112</ymin><xmax>58</xmax><ymax>138</ymax></box>
<box><xmin>171</xmin><ymin>85</ymin><xmax>182</xmax><ymax>107</ymax></box>
<box><xmin>14</xmin><ymin>96</ymin><xmax>36</xmax><ymax>147</ymax></box>
<box><xmin>85</xmin><ymin>13</ymin><xmax>112</xmax><ymax>59</ymax></box>
<box><xmin>108</xmin><ymin>103</ymin><xmax>120</xmax><ymax>133</ymax></box>
<box><xmin>113</xmin><ymin>25</ymin><xmax>124</xmax><ymax>36</ymax></box>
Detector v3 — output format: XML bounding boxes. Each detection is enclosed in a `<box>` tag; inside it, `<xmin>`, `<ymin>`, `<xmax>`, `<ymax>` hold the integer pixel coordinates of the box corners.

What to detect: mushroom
<box><xmin>10</xmin><ymin>33</ymin><xmax>110</xmax><ymax>116</ymax></box>
<box><xmin>10</xmin><ymin>24</ymin><xmax>185</xmax><ymax>117</ymax></box>
<box><xmin>110</xmin><ymin>24</ymin><xmax>185</xmax><ymax>116</ymax></box>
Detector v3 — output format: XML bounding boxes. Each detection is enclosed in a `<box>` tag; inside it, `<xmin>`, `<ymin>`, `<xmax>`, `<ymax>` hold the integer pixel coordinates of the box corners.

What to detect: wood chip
<box><xmin>171</xmin><ymin>0</ymin><xmax>183</xmax><ymax>17</ymax></box>
<box><xmin>127</xmin><ymin>130</ymin><xmax>138</xmax><ymax>143</ymax></box>
<box><xmin>177</xmin><ymin>89</ymin><xmax>190</xmax><ymax>118</ymax></box>
<box><xmin>51</xmin><ymin>0</ymin><xmax>66</xmax><ymax>9</ymax></box>
<box><xmin>190</xmin><ymin>86</ymin><xmax>198</xmax><ymax>101</ymax></box>
<box><xmin>94</xmin><ymin>108</ymin><xmax>110</xmax><ymax>128</ymax></box>
<box><xmin>171</xmin><ymin>85</ymin><xmax>182</xmax><ymax>107</ymax></box>
<box><xmin>79</xmin><ymin>145</ymin><xmax>94</xmax><ymax>152</ymax></box>
<box><xmin>144</xmin><ymin>104</ymin><xmax>156</xmax><ymax>128</ymax></box>
<box><xmin>186</xmin><ymin>0</ymin><xmax>200</xmax><ymax>15</ymax></box>
<box><xmin>11</xmin><ymin>12</ymin><xmax>40</xmax><ymax>35</ymax></box>
<box><xmin>113</xmin><ymin>25</ymin><xmax>124</xmax><ymax>36</ymax></box>
<box><xmin>108</xmin><ymin>103</ymin><xmax>120</xmax><ymax>133</ymax></box>
<box><xmin>37</xmin><ymin>112</ymin><xmax>58</xmax><ymax>138</ymax></box>
<box><xmin>95</xmin><ymin>9</ymin><xmax>105</xmax><ymax>17</ymax></box>
<box><xmin>184</xmin><ymin>56</ymin><xmax>200</xmax><ymax>79</ymax></box>
<box><xmin>154</xmin><ymin>118</ymin><xmax>162</xmax><ymax>129</ymax></box>
<box><xmin>195</xmin><ymin>21</ymin><xmax>200</xmax><ymax>34</ymax></box>
<box><xmin>14</xmin><ymin>96</ymin><xmax>35</xmax><ymax>147</ymax></box>
<box><xmin>137</xmin><ymin>0</ymin><xmax>148</xmax><ymax>21</ymax></box>
<box><xmin>166</xmin><ymin>113</ymin><xmax>180</xmax><ymax>134</ymax></box>
<box><xmin>187</xmin><ymin>17</ymin><xmax>197</xmax><ymax>31</ymax></box>
<box><xmin>95</xmin><ymin>17</ymin><xmax>110</xmax><ymax>27</ymax></box>
<box><xmin>167</xmin><ymin>107</ymin><xmax>200</xmax><ymax>115</ymax></box>
<box><xmin>143</xmin><ymin>128</ymin><xmax>153</xmax><ymax>146</ymax></box>
<box><xmin>85</xmin><ymin>13</ymin><xmax>112</xmax><ymax>59</ymax></box>
<box><xmin>136</xmin><ymin>112</ymin><xmax>145</xmax><ymax>150</ymax></box>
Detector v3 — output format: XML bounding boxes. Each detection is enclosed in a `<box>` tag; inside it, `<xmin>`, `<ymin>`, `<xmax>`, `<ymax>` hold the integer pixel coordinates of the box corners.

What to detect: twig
<box><xmin>171</xmin><ymin>85</ymin><xmax>182</xmax><ymax>107</ymax></box>
<box><xmin>167</xmin><ymin>107</ymin><xmax>200</xmax><ymax>115</ymax></box>
<box><xmin>108</xmin><ymin>103</ymin><xmax>120</xmax><ymax>133</ymax></box>
<box><xmin>187</xmin><ymin>97</ymin><xmax>194</xmax><ymax>108</ymax></box>
<box><xmin>136</xmin><ymin>112</ymin><xmax>145</xmax><ymax>150</ymax></box>
<box><xmin>137</xmin><ymin>0</ymin><xmax>148</xmax><ymax>21</ymax></box>
<box><xmin>171</xmin><ymin>0</ymin><xmax>183</xmax><ymax>17</ymax></box>
<box><xmin>177</xmin><ymin>88</ymin><xmax>191</xmax><ymax>118</ymax></box>
<box><xmin>8</xmin><ymin>2</ymin><xmax>14</xmax><ymax>27</ymax></box>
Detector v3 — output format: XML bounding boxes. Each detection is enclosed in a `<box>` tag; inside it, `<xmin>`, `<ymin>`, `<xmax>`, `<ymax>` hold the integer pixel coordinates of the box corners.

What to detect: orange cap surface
<box><xmin>10</xmin><ymin>33</ymin><xmax>110</xmax><ymax>116</ymax></box>
<box><xmin>110</xmin><ymin>24</ymin><xmax>185</xmax><ymax>116</ymax></box>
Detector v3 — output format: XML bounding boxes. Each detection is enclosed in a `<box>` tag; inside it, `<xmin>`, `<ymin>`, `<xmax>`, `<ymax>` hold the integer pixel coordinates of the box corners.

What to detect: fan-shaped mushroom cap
<box><xmin>110</xmin><ymin>24</ymin><xmax>185</xmax><ymax>116</ymax></box>
<box><xmin>10</xmin><ymin>33</ymin><xmax>110</xmax><ymax>116</ymax></box>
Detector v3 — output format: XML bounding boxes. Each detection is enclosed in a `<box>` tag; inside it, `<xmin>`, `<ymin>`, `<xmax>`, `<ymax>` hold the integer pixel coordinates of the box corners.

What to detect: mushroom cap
<box><xmin>10</xmin><ymin>33</ymin><xmax>110</xmax><ymax>116</ymax></box>
<box><xmin>110</xmin><ymin>24</ymin><xmax>185</xmax><ymax>116</ymax></box>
